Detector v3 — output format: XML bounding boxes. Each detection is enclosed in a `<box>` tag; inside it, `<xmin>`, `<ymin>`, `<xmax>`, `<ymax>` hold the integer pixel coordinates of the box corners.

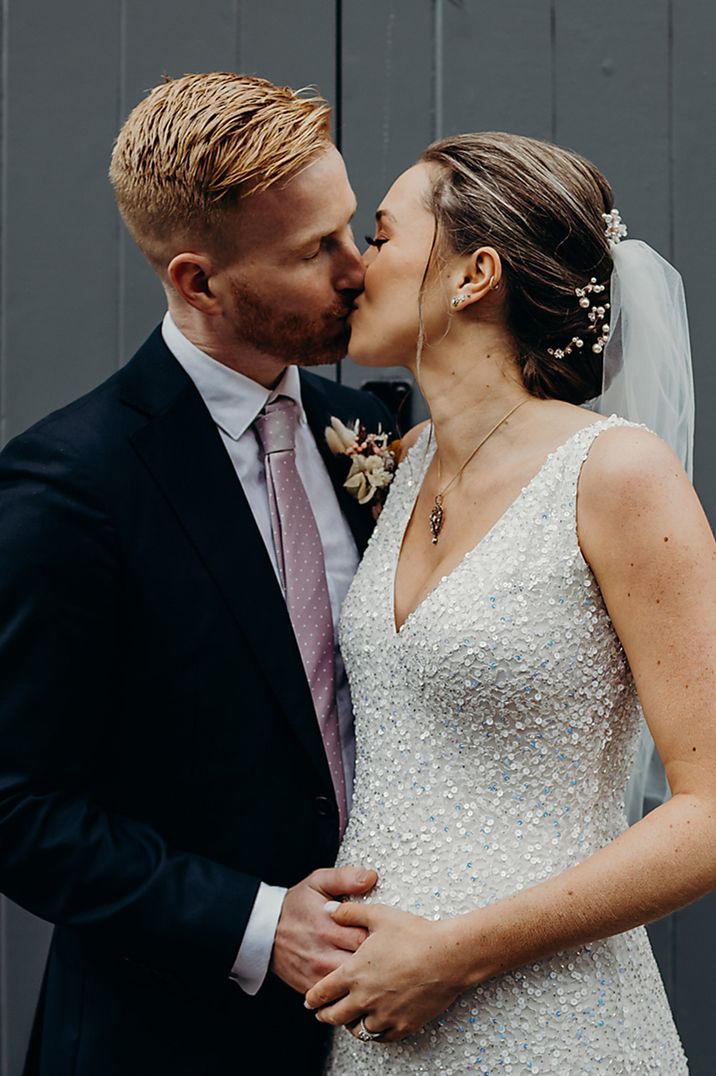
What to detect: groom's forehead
<box><xmin>237</xmin><ymin>167</ymin><xmax>357</xmax><ymax>247</ymax></box>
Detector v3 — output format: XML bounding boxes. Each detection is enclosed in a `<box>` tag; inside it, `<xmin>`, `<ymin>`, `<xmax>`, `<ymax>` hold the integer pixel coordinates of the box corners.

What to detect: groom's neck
<box><xmin>167</xmin><ymin>303</ymin><xmax>289</xmax><ymax>389</ymax></box>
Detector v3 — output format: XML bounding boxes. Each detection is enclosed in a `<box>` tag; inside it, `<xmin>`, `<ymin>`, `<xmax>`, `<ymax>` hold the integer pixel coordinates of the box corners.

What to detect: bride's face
<box><xmin>348</xmin><ymin>163</ymin><xmax>454</xmax><ymax>369</ymax></box>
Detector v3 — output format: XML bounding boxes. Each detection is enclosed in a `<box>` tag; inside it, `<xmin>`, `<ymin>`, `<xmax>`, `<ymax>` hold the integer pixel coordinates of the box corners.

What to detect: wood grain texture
<box><xmin>672</xmin><ymin>0</ymin><xmax>716</xmax><ymax>523</ymax></box>
<box><xmin>340</xmin><ymin>0</ymin><xmax>433</xmax><ymax>409</ymax></box>
<box><xmin>671</xmin><ymin>891</ymin><xmax>716</xmax><ymax>1075</ymax></box>
<box><xmin>441</xmin><ymin>0</ymin><xmax>553</xmax><ymax>141</ymax></box>
<box><xmin>239</xmin><ymin>0</ymin><xmax>335</xmax><ymax>101</ymax></box>
<box><xmin>119</xmin><ymin>0</ymin><xmax>239</xmax><ymax>362</ymax></box>
<box><xmin>2</xmin><ymin>0</ymin><xmax>121</xmax><ymax>440</ymax></box>
<box><xmin>0</xmin><ymin>901</ymin><xmax>52</xmax><ymax>1076</ymax></box>
<box><xmin>554</xmin><ymin>0</ymin><xmax>671</xmax><ymax>256</ymax></box>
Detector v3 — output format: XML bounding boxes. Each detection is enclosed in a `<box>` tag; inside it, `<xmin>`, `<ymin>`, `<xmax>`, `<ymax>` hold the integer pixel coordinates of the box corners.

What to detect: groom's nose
<box><xmin>335</xmin><ymin>236</ymin><xmax>366</xmax><ymax>293</ymax></box>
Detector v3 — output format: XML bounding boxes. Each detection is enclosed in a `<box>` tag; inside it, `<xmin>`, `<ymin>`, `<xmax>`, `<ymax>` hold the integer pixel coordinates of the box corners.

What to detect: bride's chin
<box><xmin>346</xmin><ymin>345</ymin><xmax>392</xmax><ymax>368</ymax></box>
<box><xmin>346</xmin><ymin>331</ymin><xmax>381</xmax><ymax>367</ymax></box>
<box><xmin>348</xmin><ymin>321</ymin><xmax>404</xmax><ymax>368</ymax></box>
<box><xmin>347</xmin><ymin>352</ymin><xmax>379</xmax><ymax>367</ymax></box>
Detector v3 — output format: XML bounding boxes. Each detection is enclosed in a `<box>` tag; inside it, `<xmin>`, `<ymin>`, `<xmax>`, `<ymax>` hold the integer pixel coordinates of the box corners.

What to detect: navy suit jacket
<box><xmin>0</xmin><ymin>328</ymin><xmax>392</xmax><ymax>1076</ymax></box>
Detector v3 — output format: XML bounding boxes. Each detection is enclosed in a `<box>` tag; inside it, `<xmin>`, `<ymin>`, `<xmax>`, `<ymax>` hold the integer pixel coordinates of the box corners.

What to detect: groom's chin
<box><xmin>294</xmin><ymin>328</ymin><xmax>351</xmax><ymax>369</ymax></box>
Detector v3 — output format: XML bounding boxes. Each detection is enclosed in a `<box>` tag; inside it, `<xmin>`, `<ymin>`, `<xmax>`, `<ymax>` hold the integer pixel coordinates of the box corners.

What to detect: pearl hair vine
<box><xmin>602</xmin><ymin>207</ymin><xmax>628</xmax><ymax>247</ymax></box>
<box><xmin>547</xmin><ymin>208</ymin><xmax>627</xmax><ymax>361</ymax></box>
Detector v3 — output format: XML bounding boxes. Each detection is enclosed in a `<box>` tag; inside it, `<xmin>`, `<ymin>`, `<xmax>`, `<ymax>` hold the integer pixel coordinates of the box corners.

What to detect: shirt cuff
<box><xmin>230</xmin><ymin>882</ymin><xmax>287</xmax><ymax>995</ymax></box>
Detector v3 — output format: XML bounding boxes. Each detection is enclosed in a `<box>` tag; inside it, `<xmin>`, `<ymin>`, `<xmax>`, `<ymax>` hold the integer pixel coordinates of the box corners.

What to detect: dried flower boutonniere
<box><xmin>325</xmin><ymin>417</ymin><xmax>400</xmax><ymax>518</ymax></box>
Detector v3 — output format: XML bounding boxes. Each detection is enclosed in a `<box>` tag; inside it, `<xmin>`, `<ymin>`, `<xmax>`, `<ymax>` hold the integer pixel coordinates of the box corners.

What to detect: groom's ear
<box><xmin>167</xmin><ymin>252</ymin><xmax>223</xmax><ymax>315</ymax></box>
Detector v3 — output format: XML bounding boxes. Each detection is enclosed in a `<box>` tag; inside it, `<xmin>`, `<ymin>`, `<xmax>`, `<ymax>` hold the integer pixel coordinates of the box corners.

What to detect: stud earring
<box><xmin>450</xmin><ymin>295</ymin><xmax>465</xmax><ymax>308</ymax></box>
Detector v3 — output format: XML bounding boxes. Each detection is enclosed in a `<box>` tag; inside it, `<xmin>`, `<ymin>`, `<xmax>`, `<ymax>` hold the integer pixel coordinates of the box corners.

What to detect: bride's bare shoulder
<box><xmin>577</xmin><ymin>423</ymin><xmax>706</xmax><ymax>561</ymax></box>
<box><xmin>580</xmin><ymin>423</ymin><xmax>685</xmax><ymax>502</ymax></box>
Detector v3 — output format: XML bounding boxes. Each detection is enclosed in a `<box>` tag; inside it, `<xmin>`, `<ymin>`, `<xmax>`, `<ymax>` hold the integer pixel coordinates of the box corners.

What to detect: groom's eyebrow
<box><xmin>290</xmin><ymin>205</ymin><xmax>359</xmax><ymax>252</ymax></box>
<box><xmin>305</xmin><ymin>204</ymin><xmax>358</xmax><ymax>243</ymax></box>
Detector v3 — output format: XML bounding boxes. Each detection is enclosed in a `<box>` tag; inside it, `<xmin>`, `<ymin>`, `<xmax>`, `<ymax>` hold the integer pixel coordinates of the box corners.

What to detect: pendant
<box><xmin>429</xmin><ymin>495</ymin><xmax>444</xmax><ymax>545</ymax></box>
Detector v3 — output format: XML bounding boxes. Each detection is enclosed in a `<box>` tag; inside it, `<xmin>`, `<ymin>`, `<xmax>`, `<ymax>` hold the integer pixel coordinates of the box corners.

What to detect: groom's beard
<box><xmin>229</xmin><ymin>280</ymin><xmax>358</xmax><ymax>367</ymax></box>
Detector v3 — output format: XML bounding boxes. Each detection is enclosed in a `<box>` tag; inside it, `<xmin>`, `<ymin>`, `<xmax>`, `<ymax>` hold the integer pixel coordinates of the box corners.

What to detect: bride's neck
<box><xmin>417</xmin><ymin>328</ymin><xmax>531</xmax><ymax>475</ymax></box>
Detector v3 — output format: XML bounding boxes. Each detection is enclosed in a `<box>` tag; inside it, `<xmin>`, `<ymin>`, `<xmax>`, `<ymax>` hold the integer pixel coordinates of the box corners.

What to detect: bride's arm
<box><xmin>304</xmin><ymin>426</ymin><xmax>716</xmax><ymax>1041</ymax></box>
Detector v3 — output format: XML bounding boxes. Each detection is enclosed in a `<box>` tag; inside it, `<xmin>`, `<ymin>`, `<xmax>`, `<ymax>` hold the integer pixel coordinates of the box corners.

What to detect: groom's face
<box><xmin>220</xmin><ymin>146</ymin><xmax>364</xmax><ymax>367</ymax></box>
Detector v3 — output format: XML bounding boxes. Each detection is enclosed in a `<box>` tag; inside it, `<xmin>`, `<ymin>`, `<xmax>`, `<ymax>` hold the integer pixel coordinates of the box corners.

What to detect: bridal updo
<box><xmin>421</xmin><ymin>133</ymin><xmax>615</xmax><ymax>404</ymax></box>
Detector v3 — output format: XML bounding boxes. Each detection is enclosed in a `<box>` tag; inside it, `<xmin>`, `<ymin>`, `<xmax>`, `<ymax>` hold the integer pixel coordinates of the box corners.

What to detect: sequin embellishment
<box><xmin>326</xmin><ymin>417</ymin><xmax>687</xmax><ymax>1075</ymax></box>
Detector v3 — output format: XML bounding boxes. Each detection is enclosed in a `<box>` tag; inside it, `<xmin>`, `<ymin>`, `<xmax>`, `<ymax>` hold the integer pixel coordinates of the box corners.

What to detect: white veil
<box><xmin>588</xmin><ymin>233</ymin><xmax>695</xmax><ymax>824</ymax></box>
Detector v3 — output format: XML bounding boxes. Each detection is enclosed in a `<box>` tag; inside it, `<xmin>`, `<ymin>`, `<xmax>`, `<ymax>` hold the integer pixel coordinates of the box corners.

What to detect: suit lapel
<box><xmin>120</xmin><ymin>332</ymin><xmax>332</xmax><ymax>789</ymax></box>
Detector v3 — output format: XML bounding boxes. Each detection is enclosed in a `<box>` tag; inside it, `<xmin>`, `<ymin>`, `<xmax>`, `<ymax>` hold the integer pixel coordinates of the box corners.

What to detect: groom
<box><xmin>0</xmin><ymin>74</ymin><xmax>391</xmax><ymax>1075</ymax></box>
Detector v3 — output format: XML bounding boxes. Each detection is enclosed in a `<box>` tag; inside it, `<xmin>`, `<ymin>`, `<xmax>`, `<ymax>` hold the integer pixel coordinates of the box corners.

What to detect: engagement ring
<box><xmin>356</xmin><ymin>1017</ymin><xmax>383</xmax><ymax>1043</ymax></box>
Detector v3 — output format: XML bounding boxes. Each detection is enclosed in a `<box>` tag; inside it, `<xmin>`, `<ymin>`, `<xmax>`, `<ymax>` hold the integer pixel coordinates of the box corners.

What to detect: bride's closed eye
<box><xmin>364</xmin><ymin>235</ymin><xmax>387</xmax><ymax>250</ymax></box>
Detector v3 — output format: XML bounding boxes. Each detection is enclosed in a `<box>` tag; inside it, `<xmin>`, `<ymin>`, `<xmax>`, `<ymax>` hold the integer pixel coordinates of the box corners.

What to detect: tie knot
<box><xmin>254</xmin><ymin>397</ymin><xmax>298</xmax><ymax>455</ymax></box>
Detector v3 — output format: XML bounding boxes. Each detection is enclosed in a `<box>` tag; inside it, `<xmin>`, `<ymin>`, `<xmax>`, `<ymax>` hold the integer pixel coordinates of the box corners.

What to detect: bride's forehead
<box><xmin>379</xmin><ymin>163</ymin><xmax>435</xmax><ymax>221</ymax></box>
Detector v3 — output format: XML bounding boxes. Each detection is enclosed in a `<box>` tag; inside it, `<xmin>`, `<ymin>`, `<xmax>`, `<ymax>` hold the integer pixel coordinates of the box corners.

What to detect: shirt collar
<box><xmin>161</xmin><ymin>311</ymin><xmax>306</xmax><ymax>441</ymax></box>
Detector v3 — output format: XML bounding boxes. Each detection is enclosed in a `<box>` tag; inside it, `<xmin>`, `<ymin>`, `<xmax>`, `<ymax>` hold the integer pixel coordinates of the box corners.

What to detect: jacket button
<box><xmin>314</xmin><ymin>795</ymin><xmax>334</xmax><ymax>817</ymax></box>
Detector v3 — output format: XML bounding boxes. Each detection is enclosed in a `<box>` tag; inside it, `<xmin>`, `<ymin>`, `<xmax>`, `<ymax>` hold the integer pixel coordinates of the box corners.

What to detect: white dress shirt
<box><xmin>161</xmin><ymin>313</ymin><xmax>359</xmax><ymax>994</ymax></box>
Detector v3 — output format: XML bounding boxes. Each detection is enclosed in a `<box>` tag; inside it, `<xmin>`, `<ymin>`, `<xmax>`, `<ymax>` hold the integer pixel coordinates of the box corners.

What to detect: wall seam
<box><xmin>0</xmin><ymin>897</ymin><xmax>7</xmax><ymax>1076</ymax></box>
<box><xmin>234</xmin><ymin>0</ymin><xmax>242</xmax><ymax>71</ymax></box>
<box><xmin>116</xmin><ymin>0</ymin><xmax>127</xmax><ymax>371</ymax></box>
<box><xmin>550</xmin><ymin>0</ymin><xmax>557</xmax><ymax>142</ymax></box>
<box><xmin>433</xmin><ymin>0</ymin><xmax>443</xmax><ymax>141</ymax></box>
<box><xmin>667</xmin><ymin>0</ymin><xmax>675</xmax><ymax>264</ymax></box>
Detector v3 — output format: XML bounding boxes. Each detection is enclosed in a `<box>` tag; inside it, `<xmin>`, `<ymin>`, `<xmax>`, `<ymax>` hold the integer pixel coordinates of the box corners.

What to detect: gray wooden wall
<box><xmin>1</xmin><ymin>2</ymin><xmax>714</xmax><ymax>1073</ymax></box>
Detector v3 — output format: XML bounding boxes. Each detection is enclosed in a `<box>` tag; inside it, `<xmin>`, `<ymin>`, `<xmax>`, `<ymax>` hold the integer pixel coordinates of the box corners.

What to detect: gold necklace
<box><xmin>429</xmin><ymin>399</ymin><xmax>528</xmax><ymax>545</ymax></box>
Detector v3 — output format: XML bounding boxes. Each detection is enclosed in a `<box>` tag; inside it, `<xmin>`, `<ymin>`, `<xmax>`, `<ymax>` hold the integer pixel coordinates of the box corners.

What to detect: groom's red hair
<box><xmin>109</xmin><ymin>72</ymin><xmax>332</xmax><ymax>272</ymax></box>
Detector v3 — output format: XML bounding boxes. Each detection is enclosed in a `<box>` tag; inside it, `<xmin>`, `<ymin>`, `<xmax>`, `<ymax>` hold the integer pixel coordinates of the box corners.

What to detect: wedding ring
<box><xmin>356</xmin><ymin>1017</ymin><xmax>383</xmax><ymax>1043</ymax></box>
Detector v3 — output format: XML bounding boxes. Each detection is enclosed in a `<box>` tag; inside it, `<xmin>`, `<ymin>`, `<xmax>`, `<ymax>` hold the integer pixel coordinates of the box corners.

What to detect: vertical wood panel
<box><xmin>239</xmin><ymin>0</ymin><xmax>335</xmax><ymax>102</ymax></box>
<box><xmin>119</xmin><ymin>0</ymin><xmax>239</xmax><ymax>362</ymax></box>
<box><xmin>441</xmin><ymin>0</ymin><xmax>553</xmax><ymax>141</ymax></box>
<box><xmin>340</xmin><ymin>0</ymin><xmax>434</xmax><ymax>408</ymax></box>
<box><xmin>671</xmin><ymin>6</ymin><xmax>716</xmax><ymax>1060</ymax></box>
<box><xmin>671</xmin><ymin>892</ymin><xmax>716</xmax><ymax>1075</ymax></box>
<box><xmin>554</xmin><ymin>0</ymin><xmax>671</xmax><ymax>258</ymax></box>
<box><xmin>672</xmin><ymin>0</ymin><xmax>716</xmax><ymax>523</ymax></box>
<box><xmin>2</xmin><ymin>0</ymin><xmax>121</xmax><ymax>441</ymax></box>
<box><xmin>1</xmin><ymin>903</ymin><xmax>51</xmax><ymax>1076</ymax></box>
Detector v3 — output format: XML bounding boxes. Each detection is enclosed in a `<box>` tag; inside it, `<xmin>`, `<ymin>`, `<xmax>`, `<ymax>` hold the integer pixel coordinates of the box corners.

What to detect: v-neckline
<box><xmin>390</xmin><ymin>418</ymin><xmax>611</xmax><ymax>636</ymax></box>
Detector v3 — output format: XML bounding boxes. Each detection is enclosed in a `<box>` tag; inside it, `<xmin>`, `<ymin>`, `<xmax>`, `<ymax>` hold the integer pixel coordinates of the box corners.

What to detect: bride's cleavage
<box><xmin>391</xmin><ymin>420</ymin><xmax>601</xmax><ymax>634</ymax></box>
<box><xmin>392</xmin><ymin>471</ymin><xmax>520</xmax><ymax>635</ymax></box>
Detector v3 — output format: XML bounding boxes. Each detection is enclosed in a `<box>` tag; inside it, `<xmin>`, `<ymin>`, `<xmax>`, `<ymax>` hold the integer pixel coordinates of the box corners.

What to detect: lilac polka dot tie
<box><xmin>254</xmin><ymin>397</ymin><xmax>348</xmax><ymax>836</ymax></box>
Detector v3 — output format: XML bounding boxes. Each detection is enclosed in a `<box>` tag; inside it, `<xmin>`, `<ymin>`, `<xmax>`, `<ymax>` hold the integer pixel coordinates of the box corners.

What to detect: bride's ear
<box><xmin>449</xmin><ymin>247</ymin><xmax>503</xmax><ymax>311</ymax></box>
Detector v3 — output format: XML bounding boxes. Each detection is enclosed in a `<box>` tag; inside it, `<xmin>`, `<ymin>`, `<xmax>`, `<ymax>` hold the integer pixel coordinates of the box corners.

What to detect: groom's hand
<box><xmin>270</xmin><ymin>866</ymin><xmax>378</xmax><ymax>994</ymax></box>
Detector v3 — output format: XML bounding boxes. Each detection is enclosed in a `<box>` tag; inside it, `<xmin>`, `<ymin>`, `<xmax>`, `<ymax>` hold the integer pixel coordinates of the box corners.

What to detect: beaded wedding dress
<box><xmin>326</xmin><ymin>418</ymin><xmax>687</xmax><ymax>1074</ymax></box>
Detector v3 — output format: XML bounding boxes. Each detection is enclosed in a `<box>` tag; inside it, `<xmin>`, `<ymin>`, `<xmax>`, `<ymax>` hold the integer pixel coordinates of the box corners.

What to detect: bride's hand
<box><xmin>303</xmin><ymin>902</ymin><xmax>471</xmax><ymax>1041</ymax></box>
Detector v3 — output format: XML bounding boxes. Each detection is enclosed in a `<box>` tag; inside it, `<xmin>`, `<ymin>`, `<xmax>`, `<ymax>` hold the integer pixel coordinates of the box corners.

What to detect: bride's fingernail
<box><xmin>304</xmin><ymin>1000</ymin><xmax>314</xmax><ymax>1010</ymax></box>
<box><xmin>324</xmin><ymin>900</ymin><xmax>341</xmax><ymax>913</ymax></box>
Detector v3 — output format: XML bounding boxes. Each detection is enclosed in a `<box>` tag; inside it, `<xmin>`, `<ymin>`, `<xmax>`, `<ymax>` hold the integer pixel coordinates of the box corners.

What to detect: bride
<box><xmin>305</xmin><ymin>133</ymin><xmax>716</xmax><ymax>1072</ymax></box>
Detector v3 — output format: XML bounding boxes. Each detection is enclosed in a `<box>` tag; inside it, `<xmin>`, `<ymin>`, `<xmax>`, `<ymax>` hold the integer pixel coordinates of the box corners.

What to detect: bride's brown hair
<box><xmin>420</xmin><ymin>132</ymin><xmax>615</xmax><ymax>404</ymax></box>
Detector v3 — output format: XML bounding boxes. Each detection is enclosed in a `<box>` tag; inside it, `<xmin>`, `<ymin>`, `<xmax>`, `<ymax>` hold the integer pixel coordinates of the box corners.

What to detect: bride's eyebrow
<box><xmin>375</xmin><ymin>209</ymin><xmax>396</xmax><ymax>225</ymax></box>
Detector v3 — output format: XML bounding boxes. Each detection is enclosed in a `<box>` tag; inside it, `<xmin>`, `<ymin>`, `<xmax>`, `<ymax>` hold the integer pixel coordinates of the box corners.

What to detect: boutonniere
<box><xmin>325</xmin><ymin>417</ymin><xmax>401</xmax><ymax>518</ymax></box>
